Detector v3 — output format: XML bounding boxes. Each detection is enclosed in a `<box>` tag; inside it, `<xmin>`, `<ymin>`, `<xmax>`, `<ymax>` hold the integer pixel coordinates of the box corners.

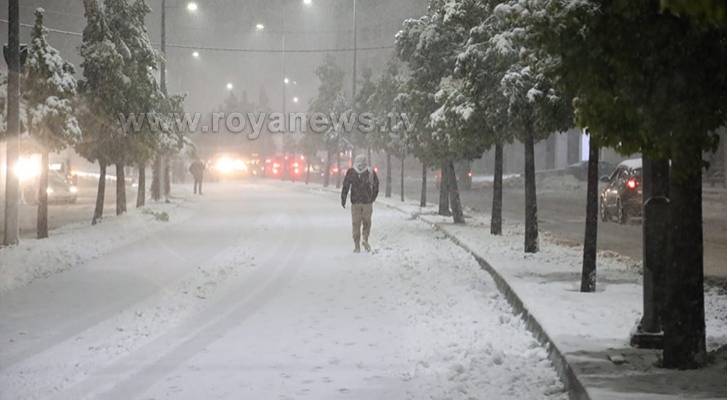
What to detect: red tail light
<box><xmin>626</xmin><ymin>178</ymin><xmax>638</xmax><ymax>190</ymax></box>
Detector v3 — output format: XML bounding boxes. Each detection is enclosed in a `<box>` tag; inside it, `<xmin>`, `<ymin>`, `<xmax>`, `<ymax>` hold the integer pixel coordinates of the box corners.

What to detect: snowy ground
<box><xmin>381</xmin><ymin>196</ymin><xmax>726</xmax><ymax>400</ymax></box>
<box><xmin>0</xmin><ymin>181</ymin><xmax>566</xmax><ymax>400</ymax></box>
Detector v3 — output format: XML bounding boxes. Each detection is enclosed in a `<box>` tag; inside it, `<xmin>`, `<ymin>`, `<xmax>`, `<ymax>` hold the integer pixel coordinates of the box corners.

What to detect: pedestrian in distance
<box><xmin>189</xmin><ymin>158</ymin><xmax>206</xmax><ymax>195</ymax></box>
<box><xmin>341</xmin><ymin>154</ymin><xmax>379</xmax><ymax>253</ymax></box>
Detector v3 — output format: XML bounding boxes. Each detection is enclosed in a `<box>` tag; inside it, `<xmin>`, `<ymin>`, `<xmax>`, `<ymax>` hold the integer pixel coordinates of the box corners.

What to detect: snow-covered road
<box><xmin>0</xmin><ymin>181</ymin><xmax>566</xmax><ymax>400</ymax></box>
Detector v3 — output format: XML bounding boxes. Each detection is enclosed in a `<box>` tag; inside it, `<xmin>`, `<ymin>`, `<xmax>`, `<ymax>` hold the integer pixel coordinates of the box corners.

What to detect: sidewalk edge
<box><xmin>382</xmin><ymin>201</ymin><xmax>591</xmax><ymax>400</ymax></box>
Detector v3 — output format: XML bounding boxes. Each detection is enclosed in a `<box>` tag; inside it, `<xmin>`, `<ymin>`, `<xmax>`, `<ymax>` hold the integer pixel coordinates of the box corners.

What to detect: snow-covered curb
<box><xmin>0</xmin><ymin>198</ymin><xmax>198</xmax><ymax>294</ymax></box>
<box><xmin>386</xmin><ymin>202</ymin><xmax>726</xmax><ymax>400</ymax></box>
<box><xmin>299</xmin><ymin>181</ymin><xmax>726</xmax><ymax>400</ymax></box>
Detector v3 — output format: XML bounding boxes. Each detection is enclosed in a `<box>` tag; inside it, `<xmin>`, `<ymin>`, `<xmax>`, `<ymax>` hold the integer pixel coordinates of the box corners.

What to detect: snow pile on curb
<box><xmin>0</xmin><ymin>199</ymin><xmax>196</xmax><ymax>294</ymax></box>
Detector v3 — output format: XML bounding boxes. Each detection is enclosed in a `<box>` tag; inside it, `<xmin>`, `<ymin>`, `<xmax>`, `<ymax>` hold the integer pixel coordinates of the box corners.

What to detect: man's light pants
<box><xmin>351</xmin><ymin>203</ymin><xmax>373</xmax><ymax>245</ymax></box>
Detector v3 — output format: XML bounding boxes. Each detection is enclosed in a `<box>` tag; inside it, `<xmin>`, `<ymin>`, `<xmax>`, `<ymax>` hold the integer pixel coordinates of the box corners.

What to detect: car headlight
<box><xmin>69</xmin><ymin>185</ymin><xmax>78</xmax><ymax>193</ymax></box>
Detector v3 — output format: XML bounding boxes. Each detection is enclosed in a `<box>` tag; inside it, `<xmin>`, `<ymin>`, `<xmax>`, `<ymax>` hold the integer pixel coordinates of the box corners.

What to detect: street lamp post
<box><xmin>153</xmin><ymin>0</ymin><xmax>197</xmax><ymax>201</ymax></box>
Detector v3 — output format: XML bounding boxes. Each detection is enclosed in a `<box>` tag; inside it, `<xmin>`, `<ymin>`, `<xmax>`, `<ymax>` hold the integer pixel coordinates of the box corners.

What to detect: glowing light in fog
<box><xmin>283</xmin><ymin>77</ymin><xmax>290</xmax><ymax>84</ymax></box>
<box><xmin>186</xmin><ymin>2</ymin><xmax>198</xmax><ymax>12</ymax></box>
<box><xmin>255</xmin><ymin>23</ymin><xmax>265</xmax><ymax>31</ymax></box>
<box><xmin>292</xmin><ymin>96</ymin><xmax>299</xmax><ymax>103</ymax></box>
<box><xmin>226</xmin><ymin>82</ymin><xmax>234</xmax><ymax>90</ymax></box>
<box><xmin>192</xmin><ymin>51</ymin><xmax>200</xmax><ymax>58</ymax></box>
<box><xmin>215</xmin><ymin>156</ymin><xmax>247</xmax><ymax>174</ymax></box>
<box><xmin>303</xmin><ymin>0</ymin><xmax>312</xmax><ymax>5</ymax></box>
<box><xmin>14</xmin><ymin>154</ymin><xmax>41</xmax><ymax>182</ymax></box>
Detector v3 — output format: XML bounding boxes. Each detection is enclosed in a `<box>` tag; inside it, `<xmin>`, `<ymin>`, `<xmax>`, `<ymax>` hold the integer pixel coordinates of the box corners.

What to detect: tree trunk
<box><xmin>323</xmin><ymin>150</ymin><xmax>331</xmax><ymax>187</ymax></box>
<box><xmin>385</xmin><ymin>152</ymin><xmax>392</xmax><ymax>198</ymax></box>
<box><xmin>335</xmin><ymin>151</ymin><xmax>342</xmax><ymax>189</ymax></box>
<box><xmin>445</xmin><ymin>159</ymin><xmax>465</xmax><ymax>223</ymax></box>
<box><xmin>400</xmin><ymin>156</ymin><xmax>405</xmax><ymax>202</ymax></box>
<box><xmin>523</xmin><ymin>129</ymin><xmax>539</xmax><ymax>253</ymax></box>
<box><xmin>458</xmin><ymin>160</ymin><xmax>472</xmax><ymax>190</ymax></box>
<box><xmin>438</xmin><ymin>160</ymin><xmax>451</xmax><ymax>216</ymax></box>
<box><xmin>640</xmin><ymin>157</ymin><xmax>670</xmax><ymax>334</ymax></box>
<box><xmin>580</xmin><ymin>137</ymin><xmax>599</xmax><ymax>292</ymax></box>
<box><xmin>420</xmin><ymin>161</ymin><xmax>427</xmax><ymax>207</ymax></box>
<box><xmin>305</xmin><ymin>161</ymin><xmax>311</xmax><ymax>185</ymax></box>
<box><xmin>136</xmin><ymin>162</ymin><xmax>146</xmax><ymax>208</ymax></box>
<box><xmin>36</xmin><ymin>150</ymin><xmax>49</xmax><ymax>239</ymax></box>
<box><xmin>662</xmin><ymin>139</ymin><xmax>706</xmax><ymax>369</ymax></box>
<box><xmin>164</xmin><ymin>157</ymin><xmax>171</xmax><ymax>197</ymax></box>
<box><xmin>116</xmin><ymin>163</ymin><xmax>127</xmax><ymax>215</ymax></box>
<box><xmin>491</xmin><ymin>141</ymin><xmax>503</xmax><ymax>235</ymax></box>
<box><xmin>545</xmin><ymin>134</ymin><xmax>556</xmax><ymax>170</ymax></box>
<box><xmin>92</xmin><ymin>161</ymin><xmax>106</xmax><ymax>225</ymax></box>
<box><xmin>151</xmin><ymin>154</ymin><xmax>161</xmax><ymax>201</ymax></box>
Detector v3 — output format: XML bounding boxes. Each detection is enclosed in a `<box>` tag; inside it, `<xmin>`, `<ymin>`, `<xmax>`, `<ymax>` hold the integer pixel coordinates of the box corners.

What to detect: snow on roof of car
<box><xmin>618</xmin><ymin>158</ymin><xmax>642</xmax><ymax>170</ymax></box>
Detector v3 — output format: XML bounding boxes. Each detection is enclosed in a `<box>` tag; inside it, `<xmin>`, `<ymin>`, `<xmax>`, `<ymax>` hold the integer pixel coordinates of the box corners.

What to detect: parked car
<box><xmin>564</xmin><ymin>160</ymin><xmax>616</xmax><ymax>181</ymax></box>
<box><xmin>22</xmin><ymin>171</ymin><xmax>78</xmax><ymax>205</ymax></box>
<box><xmin>599</xmin><ymin>159</ymin><xmax>642</xmax><ymax>224</ymax></box>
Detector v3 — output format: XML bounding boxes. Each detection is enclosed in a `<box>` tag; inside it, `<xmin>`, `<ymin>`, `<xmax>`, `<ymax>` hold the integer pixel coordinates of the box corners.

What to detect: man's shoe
<box><xmin>362</xmin><ymin>241</ymin><xmax>371</xmax><ymax>252</ymax></box>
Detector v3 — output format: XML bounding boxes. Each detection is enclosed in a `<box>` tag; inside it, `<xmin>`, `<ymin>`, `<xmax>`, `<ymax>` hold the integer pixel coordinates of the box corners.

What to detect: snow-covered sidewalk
<box><xmin>0</xmin><ymin>197</ymin><xmax>197</xmax><ymax>294</ymax></box>
<box><xmin>0</xmin><ymin>181</ymin><xmax>567</xmax><ymax>400</ymax></box>
<box><xmin>368</xmin><ymin>191</ymin><xmax>726</xmax><ymax>400</ymax></box>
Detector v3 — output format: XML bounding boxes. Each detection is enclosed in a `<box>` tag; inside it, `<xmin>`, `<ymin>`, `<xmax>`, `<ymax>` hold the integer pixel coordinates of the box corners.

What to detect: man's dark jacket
<box><xmin>341</xmin><ymin>168</ymin><xmax>379</xmax><ymax>205</ymax></box>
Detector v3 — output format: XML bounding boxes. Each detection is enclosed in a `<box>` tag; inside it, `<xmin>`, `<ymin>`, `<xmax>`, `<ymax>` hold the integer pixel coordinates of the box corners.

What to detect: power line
<box><xmin>0</xmin><ymin>19</ymin><xmax>395</xmax><ymax>54</ymax></box>
<box><xmin>0</xmin><ymin>18</ymin><xmax>82</xmax><ymax>37</ymax></box>
<box><xmin>165</xmin><ymin>42</ymin><xmax>394</xmax><ymax>54</ymax></box>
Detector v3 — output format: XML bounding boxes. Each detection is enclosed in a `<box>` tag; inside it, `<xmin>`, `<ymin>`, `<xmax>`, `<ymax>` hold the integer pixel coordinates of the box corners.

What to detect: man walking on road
<box><xmin>341</xmin><ymin>155</ymin><xmax>379</xmax><ymax>253</ymax></box>
<box><xmin>189</xmin><ymin>158</ymin><xmax>205</xmax><ymax>195</ymax></box>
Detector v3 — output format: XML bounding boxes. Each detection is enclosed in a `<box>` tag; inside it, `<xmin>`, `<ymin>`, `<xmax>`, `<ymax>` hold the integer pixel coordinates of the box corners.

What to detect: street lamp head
<box><xmin>283</xmin><ymin>77</ymin><xmax>290</xmax><ymax>84</ymax></box>
<box><xmin>303</xmin><ymin>0</ymin><xmax>312</xmax><ymax>6</ymax></box>
<box><xmin>255</xmin><ymin>23</ymin><xmax>265</xmax><ymax>32</ymax></box>
<box><xmin>226</xmin><ymin>83</ymin><xmax>234</xmax><ymax>90</ymax></box>
<box><xmin>186</xmin><ymin>2</ymin><xmax>198</xmax><ymax>12</ymax></box>
<box><xmin>192</xmin><ymin>51</ymin><xmax>200</xmax><ymax>58</ymax></box>
<box><xmin>292</xmin><ymin>97</ymin><xmax>299</xmax><ymax>103</ymax></box>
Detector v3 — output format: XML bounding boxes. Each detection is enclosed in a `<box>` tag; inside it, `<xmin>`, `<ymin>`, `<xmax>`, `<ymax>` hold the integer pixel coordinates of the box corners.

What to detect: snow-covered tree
<box><xmin>480</xmin><ymin>0</ymin><xmax>573</xmax><ymax>252</ymax></box>
<box><xmin>530</xmin><ymin>0</ymin><xmax>725</xmax><ymax>368</ymax></box>
<box><xmin>368</xmin><ymin>59</ymin><xmax>403</xmax><ymax>199</ymax></box>
<box><xmin>395</xmin><ymin>1</ymin><xmax>489</xmax><ymax>222</ymax></box>
<box><xmin>105</xmin><ymin>0</ymin><xmax>162</xmax><ymax>214</ymax></box>
<box><xmin>310</xmin><ymin>55</ymin><xmax>347</xmax><ymax>188</ymax></box>
<box><xmin>453</xmin><ymin>0</ymin><xmax>511</xmax><ymax>235</ymax></box>
<box><xmin>24</xmin><ymin>8</ymin><xmax>81</xmax><ymax>238</ymax></box>
<box><xmin>78</xmin><ymin>0</ymin><xmax>127</xmax><ymax>225</ymax></box>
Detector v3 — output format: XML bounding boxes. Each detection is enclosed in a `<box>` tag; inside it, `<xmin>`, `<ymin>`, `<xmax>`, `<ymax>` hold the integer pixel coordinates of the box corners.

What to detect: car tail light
<box><xmin>626</xmin><ymin>178</ymin><xmax>638</xmax><ymax>190</ymax></box>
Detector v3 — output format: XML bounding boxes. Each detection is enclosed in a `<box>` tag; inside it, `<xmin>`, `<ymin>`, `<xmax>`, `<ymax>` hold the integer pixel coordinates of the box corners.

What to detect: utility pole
<box><xmin>152</xmin><ymin>0</ymin><xmax>168</xmax><ymax>202</ymax></box>
<box><xmin>351</xmin><ymin>0</ymin><xmax>357</xmax><ymax>101</ymax></box>
<box><xmin>3</xmin><ymin>0</ymin><xmax>20</xmax><ymax>246</ymax></box>
<box><xmin>351</xmin><ymin>0</ymin><xmax>358</xmax><ymax>162</ymax></box>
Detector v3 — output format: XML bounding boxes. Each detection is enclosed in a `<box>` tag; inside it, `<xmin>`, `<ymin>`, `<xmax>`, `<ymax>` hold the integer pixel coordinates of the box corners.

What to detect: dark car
<box><xmin>599</xmin><ymin>159</ymin><xmax>642</xmax><ymax>224</ymax></box>
<box><xmin>565</xmin><ymin>160</ymin><xmax>616</xmax><ymax>181</ymax></box>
